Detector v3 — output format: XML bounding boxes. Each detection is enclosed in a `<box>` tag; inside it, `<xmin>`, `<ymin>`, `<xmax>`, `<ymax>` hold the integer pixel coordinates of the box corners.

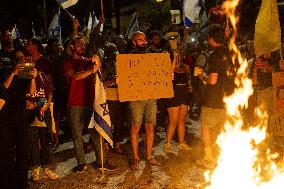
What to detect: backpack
<box><xmin>189</xmin><ymin>51</ymin><xmax>210</xmax><ymax>121</ymax></box>
<box><xmin>191</xmin><ymin>51</ymin><xmax>211</xmax><ymax>105</ymax></box>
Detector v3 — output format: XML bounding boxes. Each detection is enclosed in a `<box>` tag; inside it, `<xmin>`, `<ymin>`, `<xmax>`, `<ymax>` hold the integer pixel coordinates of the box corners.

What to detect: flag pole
<box><xmin>100</xmin><ymin>135</ymin><xmax>105</xmax><ymax>175</ymax></box>
<box><xmin>55</xmin><ymin>0</ymin><xmax>81</xmax><ymax>27</ymax></box>
<box><xmin>100</xmin><ymin>0</ymin><xmax>104</xmax><ymax>15</ymax></box>
<box><xmin>56</xmin><ymin>0</ymin><xmax>74</xmax><ymax>19</ymax></box>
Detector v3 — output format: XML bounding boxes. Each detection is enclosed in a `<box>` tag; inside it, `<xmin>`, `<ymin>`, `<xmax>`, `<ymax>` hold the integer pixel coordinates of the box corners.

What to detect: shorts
<box><xmin>129</xmin><ymin>100</ymin><xmax>157</xmax><ymax>125</ymax></box>
<box><xmin>200</xmin><ymin>106</ymin><xmax>226</xmax><ymax>128</ymax></box>
<box><xmin>166</xmin><ymin>85</ymin><xmax>191</xmax><ymax>108</ymax></box>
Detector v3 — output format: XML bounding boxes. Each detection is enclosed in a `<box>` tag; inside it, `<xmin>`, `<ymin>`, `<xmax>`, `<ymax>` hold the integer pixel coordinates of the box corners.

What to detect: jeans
<box><xmin>27</xmin><ymin>127</ymin><xmax>51</xmax><ymax>167</ymax></box>
<box><xmin>28</xmin><ymin>109</ymin><xmax>53</xmax><ymax>168</ymax></box>
<box><xmin>68</xmin><ymin>106</ymin><xmax>106</xmax><ymax>165</ymax></box>
<box><xmin>68</xmin><ymin>106</ymin><xmax>93</xmax><ymax>164</ymax></box>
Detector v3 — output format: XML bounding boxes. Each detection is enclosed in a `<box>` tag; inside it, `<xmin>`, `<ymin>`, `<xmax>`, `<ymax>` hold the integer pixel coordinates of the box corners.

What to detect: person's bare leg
<box><xmin>201</xmin><ymin>123</ymin><xmax>213</xmax><ymax>161</ymax></box>
<box><xmin>145</xmin><ymin>123</ymin><xmax>154</xmax><ymax>159</ymax></box>
<box><xmin>131</xmin><ymin>124</ymin><xmax>141</xmax><ymax>160</ymax></box>
<box><xmin>177</xmin><ymin>105</ymin><xmax>188</xmax><ymax>143</ymax></box>
<box><xmin>166</xmin><ymin>107</ymin><xmax>179</xmax><ymax>143</ymax></box>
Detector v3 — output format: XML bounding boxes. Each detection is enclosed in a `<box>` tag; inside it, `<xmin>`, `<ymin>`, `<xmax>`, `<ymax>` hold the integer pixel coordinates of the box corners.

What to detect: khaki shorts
<box><xmin>129</xmin><ymin>100</ymin><xmax>157</xmax><ymax>125</ymax></box>
<box><xmin>200</xmin><ymin>106</ymin><xmax>226</xmax><ymax>128</ymax></box>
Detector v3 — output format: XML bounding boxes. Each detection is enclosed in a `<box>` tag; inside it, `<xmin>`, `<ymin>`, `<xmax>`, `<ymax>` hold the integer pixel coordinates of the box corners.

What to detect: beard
<box><xmin>136</xmin><ymin>45</ymin><xmax>147</xmax><ymax>52</ymax></box>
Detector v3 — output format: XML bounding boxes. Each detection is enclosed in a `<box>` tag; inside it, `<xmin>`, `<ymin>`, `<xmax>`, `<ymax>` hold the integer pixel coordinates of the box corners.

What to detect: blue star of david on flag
<box><xmin>100</xmin><ymin>102</ymin><xmax>109</xmax><ymax>116</ymax></box>
<box><xmin>88</xmin><ymin>72</ymin><xmax>113</xmax><ymax>147</ymax></box>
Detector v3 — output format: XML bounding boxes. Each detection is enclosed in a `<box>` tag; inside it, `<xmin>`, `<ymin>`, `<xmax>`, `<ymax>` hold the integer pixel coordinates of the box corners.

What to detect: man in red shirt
<box><xmin>64</xmin><ymin>36</ymin><xmax>116</xmax><ymax>173</ymax></box>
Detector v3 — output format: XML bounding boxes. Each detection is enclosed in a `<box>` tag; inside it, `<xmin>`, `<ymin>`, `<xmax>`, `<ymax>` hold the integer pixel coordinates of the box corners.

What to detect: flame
<box><xmin>204</xmin><ymin>0</ymin><xmax>284</xmax><ymax>188</ymax></box>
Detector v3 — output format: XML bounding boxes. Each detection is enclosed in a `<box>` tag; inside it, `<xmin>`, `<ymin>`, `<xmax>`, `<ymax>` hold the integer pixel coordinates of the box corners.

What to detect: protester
<box><xmin>122</xmin><ymin>31</ymin><xmax>161</xmax><ymax>170</ymax></box>
<box><xmin>26</xmin><ymin>38</ymin><xmax>53</xmax><ymax>82</ymax></box>
<box><xmin>147</xmin><ymin>30</ymin><xmax>169</xmax><ymax>132</ymax></box>
<box><xmin>64</xmin><ymin>36</ymin><xmax>116</xmax><ymax>173</ymax></box>
<box><xmin>164</xmin><ymin>40</ymin><xmax>193</xmax><ymax>153</ymax></box>
<box><xmin>252</xmin><ymin>52</ymin><xmax>275</xmax><ymax>134</ymax></box>
<box><xmin>25</xmin><ymin>54</ymin><xmax>59</xmax><ymax>183</ymax></box>
<box><xmin>0</xmin><ymin>33</ymin><xmax>14</xmax><ymax>81</ymax></box>
<box><xmin>114</xmin><ymin>34</ymin><xmax>127</xmax><ymax>53</ymax></box>
<box><xmin>197</xmin><ymin>26</ymin><xmax>235</xmax><ymax>168</ymax></box>
<box><xmin>0</xmin><ymin>51</ymin><xmax>37</xmax><ymax>188</ymax></box>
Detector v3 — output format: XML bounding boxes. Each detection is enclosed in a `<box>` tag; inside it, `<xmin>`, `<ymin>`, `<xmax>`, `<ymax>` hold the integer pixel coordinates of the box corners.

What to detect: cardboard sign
<box><xmin>116</xmin><ymin>53</ymin><xmax>174</xmax><ymax>102</ymax></box>
<box><xmin>272</xmin><ymin>72</ymin><xmax>284</xmax><ymax>87</ymax></box>
<box><xmin>271</xmin><ymin>72</ymin><xmax>284</xmax><ymax>136</ymax></box>
<box><xmin>105</xmin><ymin>88</ymin><xmax>119</xmax><ymax>101</ymax></box>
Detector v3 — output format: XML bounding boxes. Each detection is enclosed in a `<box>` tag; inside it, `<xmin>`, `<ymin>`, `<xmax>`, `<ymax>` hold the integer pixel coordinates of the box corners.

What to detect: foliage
<box><xmin>139</xmin><ymin>0</ymin><xmax>171</xmax><ymax>31</ymax></box>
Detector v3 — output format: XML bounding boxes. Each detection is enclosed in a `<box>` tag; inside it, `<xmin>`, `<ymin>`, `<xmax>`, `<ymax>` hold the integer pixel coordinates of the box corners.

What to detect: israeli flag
<box><xmin>183</xmin><ymin>0</ymin><xmax>202</xmax><ymax>27</ymax></box>
<box><xmin>47</xmin><ymin>10</ymin><xmax>61</xmax><ymax>43</ymax></box>
<box><xmin>88</xmin><ymin>72</ymin><xmax>113</xmax><ymax>147</ymax></box>
<box><xmin>57</xmin><ymin>0</ymin><xmax>78</xmax><ymax>9</ymax></box>
<box><xmin>11</xmin><ymin>24</ymin><xmax>20</xmax><ymax>39</ymax></box>
<box><xmin>125</xmin><ymin>12</ymin><xmax>139</xmax><ymax>40</ymax></box>
<box><xmin>91</xmin><ymin>11</ymin><xmax>99</xmax><ymax>30</ymax></box>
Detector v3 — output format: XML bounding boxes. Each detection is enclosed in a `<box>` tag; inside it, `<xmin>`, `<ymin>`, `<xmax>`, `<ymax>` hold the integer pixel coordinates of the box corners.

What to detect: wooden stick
<box><xmin>100</xmin><ymin>135</ymin><xmax>105</xmax><ymax>175</ymax></box>
<box><xmin>100</xmin><ymin>0</ymin><xmax>104</xmax><ymax>15</ymax></box>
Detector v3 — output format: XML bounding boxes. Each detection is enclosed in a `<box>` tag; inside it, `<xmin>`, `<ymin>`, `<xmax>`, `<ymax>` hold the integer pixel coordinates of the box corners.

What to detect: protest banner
<box><xmin>116</xmin><ymin>53</ymin><xmax>174</xmax><ymax>102</ymax></box>
<box><xmin>271</xmin><ymin>72</ymin><xmax>284</xmax><ymax>136</ymax></box>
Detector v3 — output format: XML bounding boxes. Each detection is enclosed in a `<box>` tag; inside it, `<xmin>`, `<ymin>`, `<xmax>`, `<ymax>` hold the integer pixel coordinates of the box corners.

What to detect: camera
<box><xmin>18</xmin><ymin>62</ymin><xmax>35</xmax><ymax>79</ymax></box>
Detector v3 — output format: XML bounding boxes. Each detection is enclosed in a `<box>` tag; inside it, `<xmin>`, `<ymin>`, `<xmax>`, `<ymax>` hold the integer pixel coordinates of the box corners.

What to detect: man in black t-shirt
<box><xmin>197</xmin><ymin>26</ymin><xmax>235</xmax><ymax>168</ymax></box>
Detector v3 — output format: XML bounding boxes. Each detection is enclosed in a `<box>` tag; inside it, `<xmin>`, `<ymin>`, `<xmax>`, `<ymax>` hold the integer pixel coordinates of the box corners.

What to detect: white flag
<box><xmin>85</xmin><ymin>12</ymin><xmax>93</xmax><ymax>38</ymax></box>
<box><xmin>57</xmin><ymin>0</ymin><xmax>78</xmax><ymax>9</ymax></box>
<box><xmin>183</xmin><ymin>0</ymin><xmax>201</xmax><ymax>27</ymax></box>
<box><xmin>32</xmin><ymin>22</ymin><xmax>36</xmax><ymax>38</ymax></box>
<box><xmin>47</xmin><ymin>10</ymin><xmax>61</xmax><ymax>43</ymax></box>
<box><xmin>125</xmin><ymin>12</ymin><xmax>139</xmax><ymax>40</ymax></box>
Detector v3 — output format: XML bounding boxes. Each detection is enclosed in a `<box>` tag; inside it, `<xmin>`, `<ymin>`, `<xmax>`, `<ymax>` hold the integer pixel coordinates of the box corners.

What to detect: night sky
<box><xmin>0</xmin><ymin>0</ymin><xmax>283</xmax><ymax>39</ymax></box>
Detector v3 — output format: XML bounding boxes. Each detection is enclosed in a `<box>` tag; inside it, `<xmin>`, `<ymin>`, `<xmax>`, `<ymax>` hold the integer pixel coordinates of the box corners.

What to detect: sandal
<box><xmin>130</xmin><ymin>159</ymin><xmax>140</xmax><ymax>170</ymax></box>
<box><xmin>147</xmin><ymin>158</ymin><xmax>161</xmax><ymax>166</ymax></box>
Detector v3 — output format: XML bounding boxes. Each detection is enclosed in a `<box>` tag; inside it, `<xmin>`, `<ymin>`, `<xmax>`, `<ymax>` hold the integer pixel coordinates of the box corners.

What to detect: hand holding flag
<box><xmin>57</xmin><ymin>0</ymin><xmax>78</xmax><ymax>9</ymax></box>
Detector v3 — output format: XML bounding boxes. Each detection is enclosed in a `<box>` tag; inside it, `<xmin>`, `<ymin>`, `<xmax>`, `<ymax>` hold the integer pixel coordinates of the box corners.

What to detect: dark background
<box><xmin>0</xmin><ymin>0</ymin><xmax>283</xmax><ymax>39</ymax></box>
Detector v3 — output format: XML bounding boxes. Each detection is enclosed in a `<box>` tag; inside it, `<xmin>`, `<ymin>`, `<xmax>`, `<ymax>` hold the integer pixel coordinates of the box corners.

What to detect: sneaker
<box><xmin>178</xmin><ymin>143</ymin><xmax>192</xmax><ymax>151</ymax></box>
<box><xmin>73</xmin><ymin>163</ymin><xmax>87</xmax><ymax>173</ymax></box>
<box><xmin>97</xmin><ymin>163</ymin><xmax>118</xmax><ymax>172</ymax></box>
<box><xmin>31</xmin><ymin>166</ymin><xmax>41</xmax><ymax>183</ymax></box>
<box><xmin>43</xmin><ymin>168</ymin><xmax>60</xmax><ymax>180</ymax></box>
<box><xmin>164</xmin><ymin>143</ymin><xmax>173</xmax><ymax>153</ymax></box>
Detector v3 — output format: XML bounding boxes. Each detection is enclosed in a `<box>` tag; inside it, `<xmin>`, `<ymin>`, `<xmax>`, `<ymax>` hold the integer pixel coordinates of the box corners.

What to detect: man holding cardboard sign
<box><xmin>116</xmin><ymin>31</ymin><xmax>174</xmax><ymax>170</ymax></box>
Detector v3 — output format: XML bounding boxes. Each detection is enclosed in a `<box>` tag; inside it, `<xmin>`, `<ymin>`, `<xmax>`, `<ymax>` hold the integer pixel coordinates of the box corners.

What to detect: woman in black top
<box><xmin>164</xmin><ymin>43</ymin><xmax>192</xmax><ymax>153</ymax></box>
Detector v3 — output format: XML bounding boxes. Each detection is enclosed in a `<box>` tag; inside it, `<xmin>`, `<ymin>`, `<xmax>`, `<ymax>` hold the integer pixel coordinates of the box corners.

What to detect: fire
<box><xmin>204</xmin><ymin>0</ymin><xmax>284</xmax><ymax>188</ymax></box>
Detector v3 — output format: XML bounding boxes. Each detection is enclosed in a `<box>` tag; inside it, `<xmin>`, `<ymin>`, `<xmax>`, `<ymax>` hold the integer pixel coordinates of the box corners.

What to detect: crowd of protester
<box><xmin>0</xmin><ymin>2</ymin><xmax>283</xmax><ymax>189</ymax></box>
